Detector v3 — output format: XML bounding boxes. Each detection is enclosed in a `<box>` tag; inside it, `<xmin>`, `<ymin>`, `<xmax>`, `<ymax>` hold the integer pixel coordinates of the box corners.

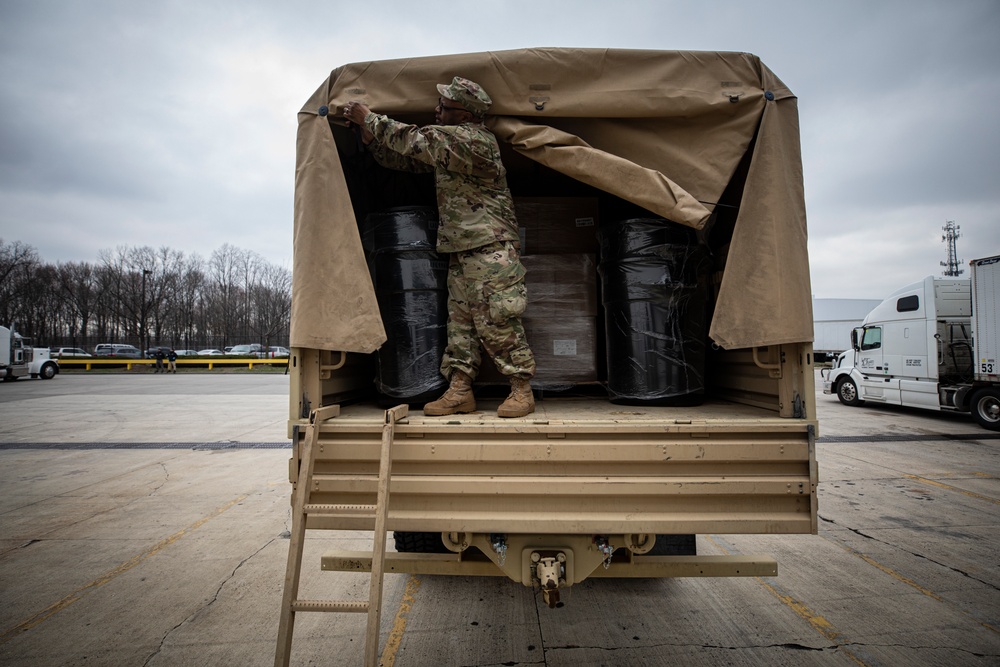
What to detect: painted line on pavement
<box><xmin>379</xmin><ymin>574</ymin><xmax>422</xmax><ymax>667</ymax></box>
<box><xmin>705</xmin><ymin>535</ymin><xmax>871</xmax><ymax>666</ymax></box>
<box><xmin>819</xmin><ymin>531</ymin><xmax>1000</xmax><ymax>635</ymax></box>
<box><xmin>904</xmin><ymin>474</ymin><xmax>1000</xmax><ymax>505</ymax></box>
<box><xmin>0</xmin><ymin>494</ymin><xmax>248</xmax><ymax>645</ymax></box>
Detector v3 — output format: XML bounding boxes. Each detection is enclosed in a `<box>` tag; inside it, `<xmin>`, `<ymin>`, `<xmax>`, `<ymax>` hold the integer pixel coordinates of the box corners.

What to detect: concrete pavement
<box><xmin>0</xmin><ymin>373</ymin><xmax>997</xmax><ymax>665</ymax></box>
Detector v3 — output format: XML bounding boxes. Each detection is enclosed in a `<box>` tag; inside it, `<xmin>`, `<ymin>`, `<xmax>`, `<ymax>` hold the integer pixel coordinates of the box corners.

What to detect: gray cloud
<box><xmin>1</xmin><ymin>0</ymin><xmax>998</xmax><ymax>300</ymax></box>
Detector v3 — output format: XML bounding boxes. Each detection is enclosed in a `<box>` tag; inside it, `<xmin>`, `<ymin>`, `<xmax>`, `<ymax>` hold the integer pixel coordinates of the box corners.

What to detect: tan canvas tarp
<box><xmin>292</xmin><ymin>48</ymin><xmax>812</xmax><ymax>353</ymax></box>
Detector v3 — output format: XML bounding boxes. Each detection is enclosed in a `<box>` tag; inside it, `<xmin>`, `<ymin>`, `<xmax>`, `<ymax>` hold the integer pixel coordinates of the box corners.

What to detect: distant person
<box><xmin>167</xmin><ymin>349</ymin><xmax>177</xmax><ymax>374</ymax></box>
<box><xmin>154</xmin><ymin>348</ymin><xmax>165</xmax><ymax>373</ymax></box>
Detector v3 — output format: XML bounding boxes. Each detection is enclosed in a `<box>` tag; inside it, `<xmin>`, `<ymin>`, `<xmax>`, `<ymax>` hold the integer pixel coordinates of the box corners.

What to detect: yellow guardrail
<box><xmin>57</xmin><ymin>358</ymin><xmax>290</xmax><ymax>371</ymax></box>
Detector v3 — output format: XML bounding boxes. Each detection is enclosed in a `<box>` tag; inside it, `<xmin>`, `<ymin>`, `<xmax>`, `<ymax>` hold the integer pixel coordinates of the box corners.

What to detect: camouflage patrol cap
<box><xmin>436</xmin><ymin>77</ymin><xmax>492</xmax><ymax>117</ymax></box>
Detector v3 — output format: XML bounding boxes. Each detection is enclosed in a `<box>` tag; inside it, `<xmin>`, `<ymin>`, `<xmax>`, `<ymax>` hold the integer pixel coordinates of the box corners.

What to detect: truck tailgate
<box><xmin>291</xmin><ymin>398</ymin><xmax>817</xmax><ymax>536</ymax></box>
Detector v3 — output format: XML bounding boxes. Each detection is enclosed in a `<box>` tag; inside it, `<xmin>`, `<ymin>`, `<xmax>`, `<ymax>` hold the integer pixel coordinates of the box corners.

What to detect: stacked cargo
<box><xmin>477</xmin><ymin>197</ymin><xmax>601</xmax><ymax>390</ymax></box>
<box><xmin>598</xmin><ymin>219</ymin><xmax>710</xmax><ymax>405</ymax></box>
<box><xmin>362</xmin><ymin>207</ymin><xmax>448</xmax><ymax>404</ymax></box>
<box><xmin>365</xmin><ymin>197</ymin><xmax>713</xmax><ymax>401</ymax></box>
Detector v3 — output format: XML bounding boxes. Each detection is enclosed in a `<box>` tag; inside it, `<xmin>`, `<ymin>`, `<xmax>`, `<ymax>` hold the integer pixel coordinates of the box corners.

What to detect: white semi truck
<box><xmin>1</xmin><ymin>324</ymin><xmax>59</xmax><ymax>381</ymax></box>
<box><xmin>822</xmin><ymin>255</ymin><xmax>1000</xmax><ymax>430</ymax></box>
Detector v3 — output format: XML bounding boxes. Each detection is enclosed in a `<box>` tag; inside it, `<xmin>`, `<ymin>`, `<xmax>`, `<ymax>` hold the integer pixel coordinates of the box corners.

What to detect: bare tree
<box><xmin>97</xmin><ymin>246</ymin><xmax>133</xmax><ymax>344</ymax></box>
<box><xmin>0</xmin><ymin>239</ymin><xmax>39</xmax><ymax>285</ymax></box>
<box><xmin>1</xmin><ymin>240</ymin><xmax>290</xmax><ymax>351</ymax></box>
<box><xmin>145</xmin><ymin>246</ymin><xmax>186</xmax><ymax>346</ymax></box>
<box><xmin>10</xmin><ymin>262</ymin><xmax>60</xmax><ymax>344</ymax></box>
<box><xmin>0</xmin><ymin>239</ymin><xmax>41</xmax><ymax>326</ymax></box>
<box><xmin>207</xmin><ymin>244</ymin><xmax>248</xmax><ymax>347</ymax></box>
<box><xmin>166</xmin><ymin>254</ymin><xmax>206</xmax><ymax>351</ymax></box>
<box><xmin>250</xmin><ymin>262</ymin><xmax>292</xmax><ymax>349</ymax></box>
<box><xmin>57</xmin><ymin>262</ymin><xmax>99</xmax><ymax>348</ymax></box>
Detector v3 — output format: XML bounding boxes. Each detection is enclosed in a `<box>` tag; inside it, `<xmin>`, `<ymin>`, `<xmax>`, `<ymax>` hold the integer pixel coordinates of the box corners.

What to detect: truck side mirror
<box><xmin>851</xmin><ymin>328</ymin><xmax>861</xmax><ymax>351</ymax></box>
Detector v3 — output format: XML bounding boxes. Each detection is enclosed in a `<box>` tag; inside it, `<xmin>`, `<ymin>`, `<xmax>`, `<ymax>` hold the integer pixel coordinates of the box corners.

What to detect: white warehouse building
<box><xmin>812</xmin><ymin>298</ymin><xmax>881</xmax><ymax>361</ymax></box>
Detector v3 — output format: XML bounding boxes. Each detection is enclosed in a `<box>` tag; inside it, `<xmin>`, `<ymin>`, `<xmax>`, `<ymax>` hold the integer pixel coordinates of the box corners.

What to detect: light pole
<box><xmin>141</xmin><ymin>269</ymin><xmax>152</xmax><ymax>354</ymax></box>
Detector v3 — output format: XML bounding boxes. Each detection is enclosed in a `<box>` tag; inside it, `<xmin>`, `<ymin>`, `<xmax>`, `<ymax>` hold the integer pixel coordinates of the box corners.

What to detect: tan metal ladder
<box><xmin>275</xmin><ymin>403</ymin><xmax>408</xmax><ymax>667</ymax></box>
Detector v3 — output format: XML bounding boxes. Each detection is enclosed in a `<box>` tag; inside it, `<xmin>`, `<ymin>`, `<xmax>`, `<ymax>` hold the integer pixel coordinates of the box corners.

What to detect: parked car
<box><xmin>143</xmin><ymin>346</ymin><xmax>174</xmax><ymax>359</ymax></box>
<box><xmin>94</xmin><ymin>344</ymin><xmax>142</xmax><ymax>359</ymax></box>
<box><xmin>52</xmin><ymin>347</ymin><xmax>92</xmax><ymax>358</ymax></box>
<box><xmin>198</xmin><ymin>349</ymin><xmax>225</xmax><ymax>356</ymax></box>
<box><xmin>262</xmin><ymin>346</ymin><xmax>290</xmax><ymax>358</ymax></box>
<box><xmin>174</xmin><ymin>349</ymin><xmax>199</xmax><ymax>357</ymax></box>
<box><xmin>227</xmin><ymin>344</ymin><xmax>261</xmax><ymax>356</ymax></box>
<box><xmin>224</xmin><ymin>346</ymin><xmax>235</xmax><ymax>354</ymax></box>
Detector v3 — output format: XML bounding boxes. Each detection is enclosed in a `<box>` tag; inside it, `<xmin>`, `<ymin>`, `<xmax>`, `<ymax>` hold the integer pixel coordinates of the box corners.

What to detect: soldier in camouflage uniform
<box><xmin>344</xmin><ymin>77</ymin><xmax>536</xmax><ymax>418</ymax></box>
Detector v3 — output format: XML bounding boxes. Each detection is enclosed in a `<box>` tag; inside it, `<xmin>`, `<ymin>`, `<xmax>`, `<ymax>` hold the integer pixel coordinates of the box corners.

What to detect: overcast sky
<box><xmin>1</xmin><ymin>0</ymin><xmax>997</xmax><ymax>300</ymax></box>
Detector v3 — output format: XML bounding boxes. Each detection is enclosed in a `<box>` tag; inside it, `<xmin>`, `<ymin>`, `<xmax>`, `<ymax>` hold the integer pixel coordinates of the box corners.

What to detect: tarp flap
<box><xmin>709</xmin><ymin>64</ymin><xmax>814</xmax><ymax>348</ymax></box>
<box><xmin>490</xmin><ymin>118</ymin><xmax>711</xmax><ymax>229</ymax></box>
<box><xmin>291</xmin><ymin>110</ymin><xmax>386</xmax><ymax>353</ymax></box>
<box><xmin>291</xmin><ymin>48</ymin><xmax>812</xmax><ymax>352</ymax></box>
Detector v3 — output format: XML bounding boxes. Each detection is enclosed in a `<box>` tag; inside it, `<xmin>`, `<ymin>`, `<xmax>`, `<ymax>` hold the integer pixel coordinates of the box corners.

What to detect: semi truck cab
<box><xmin>822</xmin><ymin>270</ymin><xmax>999</xmax><ymax>429</ymax></box>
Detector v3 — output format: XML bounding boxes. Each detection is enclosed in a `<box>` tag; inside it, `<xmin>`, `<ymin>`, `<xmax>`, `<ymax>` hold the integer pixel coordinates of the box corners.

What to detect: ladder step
<box><xmin>304</xmin><ymin>503</ymin><xmax>377</xmax><ymax>516</ymax></box>
<box><xmin>291</xmin><ymin>599</ymin><xmax>369</xmax><ymax>613</ymax></box>
<box><xmin>276</xmin><ymin>404</ymin><xmax>406</xmax><ymax>666</ymax></box>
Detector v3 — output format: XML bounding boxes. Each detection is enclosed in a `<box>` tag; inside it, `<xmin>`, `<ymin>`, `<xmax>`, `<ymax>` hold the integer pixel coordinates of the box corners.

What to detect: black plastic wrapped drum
<box><xmin>598</xmin><ymin>218</ymin><xmax>709</xmax><ymax>405</ymax></box>
<box><xmin>363</xmin><ymin>207</ymin><xmax>448</xmax><ymax>404</ymax></box>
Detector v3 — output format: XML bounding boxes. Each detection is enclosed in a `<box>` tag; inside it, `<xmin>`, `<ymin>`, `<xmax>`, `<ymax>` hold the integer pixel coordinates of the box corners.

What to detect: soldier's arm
<box><xmin>342</xmin><ymin>101</ymin><xmax>432</xmax><ymax>173</ymax></box>
<box><xmin>366</xmin><ymin>134</ymin><xmax>434</xmax><ymax>173</ymax></box>
<box><xmin>365</xmin><ymin>113</ymin><xmax>463</xmax><ymax>173</ymax></box>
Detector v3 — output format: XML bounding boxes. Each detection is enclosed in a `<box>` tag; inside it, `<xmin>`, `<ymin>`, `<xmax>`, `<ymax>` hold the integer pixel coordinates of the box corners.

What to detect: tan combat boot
<box><xmin>423</xmin><ymin>370</ymin><xmax>476</xmax><ymax>416</ymax></box>
<box><xmin>497</xmin><ymin>377</ymin><xmax>535</xmax><ymax>418</ymax></box>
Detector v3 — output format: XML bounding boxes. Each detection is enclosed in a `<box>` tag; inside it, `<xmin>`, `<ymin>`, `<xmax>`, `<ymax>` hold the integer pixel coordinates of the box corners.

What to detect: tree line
<box><xmin>0</xmin><ymin>239</ymin><xmax>291</xmax><ymax>352</ymax></box>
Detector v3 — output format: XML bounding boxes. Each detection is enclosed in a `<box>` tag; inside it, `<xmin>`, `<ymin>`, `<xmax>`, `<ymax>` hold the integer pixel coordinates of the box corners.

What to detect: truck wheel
<box><xmin>40</xmin><ymin>362</ymin><xmax>57</xmax><ymax>379</ymax></box>
<box><xmin>837</xmin><ymin>378</ymin><xmax>863</xmax><ymax>406</ymax></box>
<box><xmin>647</xmin><ymin>534</ymin><xmax>697</xmax><ymax>556</ymax></box>
<box><xmin>970</xmin><ymin>388</ymin><xmax>1000</xmax><ymax>431</ymax></box>
<box><xmin>393</xmin><ymin>531</ymin><xmax>449</xmax><ymax>553</ymax></box>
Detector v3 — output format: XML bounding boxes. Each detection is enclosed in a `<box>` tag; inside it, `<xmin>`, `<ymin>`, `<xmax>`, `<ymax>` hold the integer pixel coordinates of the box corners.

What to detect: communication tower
<box><xmin>941</xmin><ymin>220</ymin><xmax>963</xmax><ymax>277</ymax></box>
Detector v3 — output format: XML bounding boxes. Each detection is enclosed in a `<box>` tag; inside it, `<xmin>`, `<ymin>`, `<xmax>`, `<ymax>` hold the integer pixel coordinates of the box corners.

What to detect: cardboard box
<box><xmin>477</xmin><ymin>316</ymin><xmax>599</xmax><ymax>387</ymax></box>
<box><xmin>522</xmin><ymin>254</ymin><xmax>598</xmax><ymax>318</ymax></box>
<box><xmin>515</xmin><ymin>197</ymin><xmax>600</xmax><ymax>256</ymax></box>
<box><xmin>477</xmin><ymin>252</ymin><xmax>600</xmax><ymax>387</ymax></box>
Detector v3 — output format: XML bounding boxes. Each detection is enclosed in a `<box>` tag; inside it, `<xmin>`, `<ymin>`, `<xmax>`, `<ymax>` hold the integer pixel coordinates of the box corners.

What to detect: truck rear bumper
<box><xmin>322</xmin><ymin>549</ymin><xmax>778</xmax><ymax>580</ymax></box>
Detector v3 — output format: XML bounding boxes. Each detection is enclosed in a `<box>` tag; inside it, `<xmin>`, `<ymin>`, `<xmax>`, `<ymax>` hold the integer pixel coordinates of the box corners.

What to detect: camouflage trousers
<box><xmin>439</xmin><ymin>241</ymin><xmax>536</xmax><ymax>380</ymax></box>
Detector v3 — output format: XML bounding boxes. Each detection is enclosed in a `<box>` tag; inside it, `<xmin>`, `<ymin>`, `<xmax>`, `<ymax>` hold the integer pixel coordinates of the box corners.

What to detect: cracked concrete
<box><xmin>0</xmin><ymin>373</ymin><xmax>998</xmax><ymax>666</ymax></box>
<box><xmin>821</xmin><ymin>505</ymin><xmax>1000</xmax><ymax>594</ymax></box>
<box><xmin>143</xmin><ymin>535</ymin><xmax>279</xmax><ymax>666</ymax></box>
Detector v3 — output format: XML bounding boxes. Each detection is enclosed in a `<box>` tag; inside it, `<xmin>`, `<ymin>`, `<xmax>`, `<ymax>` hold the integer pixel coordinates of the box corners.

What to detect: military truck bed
<box><xmin>291</xmin><ymin>394</ymin><xmax>817</xmax><ymax>537</ymax></box>
<box><xmin>329</xmin><ymin>393</ymin><xmax>791</xmax><ymax>421</ymax></box>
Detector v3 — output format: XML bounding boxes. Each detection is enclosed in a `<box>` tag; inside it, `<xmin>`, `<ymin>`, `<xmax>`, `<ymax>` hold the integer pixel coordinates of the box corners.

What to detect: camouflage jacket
<box><xmin>364</xmin><ymin>113</ymin><xmax>519</xmax><ymax>253</ymax></box>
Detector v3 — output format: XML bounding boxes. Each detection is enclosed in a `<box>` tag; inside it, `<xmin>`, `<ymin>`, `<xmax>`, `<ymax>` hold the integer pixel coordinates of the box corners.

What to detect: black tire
<box><xmin>836</xmin><ymin>377</ymin><xmax>863</xmax><ymax>406</ymax></box>
<box><xmin>647</xmin><ymin>534</ymin><xmax>697</xmax><ymax>556</ymax></box>
<box><xmin>970</xmin><ymin>388</ymin><xmax>1000</xmax><ymax>431</ymax></box>
<box><xmin>40</xmin><ymin>362</ymin><xmax>57</xmax><ymax>380</ymax></box>
<box><xmin>393</xmin><ymin>531</ymin><xmax>449</xmax><ymax>553</ymax></box>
